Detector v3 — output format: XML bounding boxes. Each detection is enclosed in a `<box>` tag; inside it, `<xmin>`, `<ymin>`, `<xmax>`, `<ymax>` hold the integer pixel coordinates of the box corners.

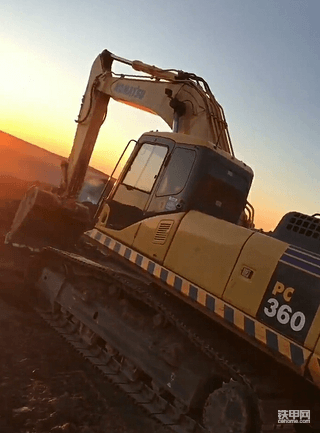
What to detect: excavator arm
<box><xmin>64</xmin><ymin>49</ymin><xmax>234</xmax><ymax>198</ymax></box>
<box><xmin>6</xmin><ymin>49</ymin><xmax>235</xmax><ymax>250</ymax></box>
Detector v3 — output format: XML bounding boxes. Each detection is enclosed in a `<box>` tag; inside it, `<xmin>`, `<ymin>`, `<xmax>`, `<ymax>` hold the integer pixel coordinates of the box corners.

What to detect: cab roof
<box><xmin>140</xmin><ymin>131</ymin><xmax>253</xmax><ymax>174</ymax></box>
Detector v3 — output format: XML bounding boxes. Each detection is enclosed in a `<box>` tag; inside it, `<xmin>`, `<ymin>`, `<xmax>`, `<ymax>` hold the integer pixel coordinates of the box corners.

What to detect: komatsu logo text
<box><xmin>114</xmin><ymin>83</ymin><xmax>146</xmax><ymax>100</ymax></box>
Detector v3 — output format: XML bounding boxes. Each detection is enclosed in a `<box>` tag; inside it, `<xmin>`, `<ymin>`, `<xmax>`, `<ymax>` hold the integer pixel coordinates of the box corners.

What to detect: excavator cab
<box><xmin>99</xmin><ymin>132</ymin><xmax>253</xmax><ymax>232</ymax></box>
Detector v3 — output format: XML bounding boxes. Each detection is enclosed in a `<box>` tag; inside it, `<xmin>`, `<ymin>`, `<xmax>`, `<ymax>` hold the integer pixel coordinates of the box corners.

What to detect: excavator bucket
<box><xmin>6</xmin><ymin>186</ymin><xmax>91</xmax><ymax>251</ymax></box>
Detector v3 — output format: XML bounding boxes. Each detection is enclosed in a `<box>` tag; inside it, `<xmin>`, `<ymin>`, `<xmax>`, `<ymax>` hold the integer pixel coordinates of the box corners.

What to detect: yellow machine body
<box><xmin>88</xmin><ymin>207</ymin><xmax>320</xmax><ymax>390</ymax></box>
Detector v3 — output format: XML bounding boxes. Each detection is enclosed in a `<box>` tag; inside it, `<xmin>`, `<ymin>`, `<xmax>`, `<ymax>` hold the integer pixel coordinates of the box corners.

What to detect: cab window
<box><xmin>123</xmin><ymin>143</ymin><xmax>168</xmax><ymax>192</ymax></box>
<box><xmin>156</xmin><ymin>147</ymin><xmax>196</xmax><ymax>196</ymax></box>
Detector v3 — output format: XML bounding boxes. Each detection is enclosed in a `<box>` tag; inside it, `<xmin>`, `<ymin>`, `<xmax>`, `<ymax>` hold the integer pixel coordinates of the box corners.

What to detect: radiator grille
<box><xmin>153</xmin><ymin>220</ymin><xmax>174</xmax><ymax>244</ymax></box>
<box><xmin>285</xmin><ymin>213</ymin><xmax>320</xmax><ymax>239</ymax></box>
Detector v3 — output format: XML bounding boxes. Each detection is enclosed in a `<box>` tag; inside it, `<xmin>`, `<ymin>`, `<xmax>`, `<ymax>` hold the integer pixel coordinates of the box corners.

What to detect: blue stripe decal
<box><xmin>287</xmin><ymin>248</ymin><xmax>320</xmax><ymax>267</ymax></box>
<box><xmin>114</xmin><ymin>242</ymin><xmax>121</xmax><ymax>253</ymax></box>
<box><xmin>160</xmin><ymin>268</ymin><xmax>168</xmax><ymax>282</ymax></box>
<box><xmin>124</xmin><ymin>248</ymin><xmax>131</xmax><ymax>260</ymax></box>
<box><xmin>290</xmin><ymin>344</ymin><xmax>305</xmax><ymax>367</ymax></box>
<box><xmin>266</xmin><ymin>330</ymin><xmax>279</xmax><ymax>351</ymax></box>
<box><xmin>244</xmin><ymin>317</ymin><xmax>255</xmax><ymax>337</ymax></box>
<box><xmin>135</xmin><ymin>254</ymin><xmax>143</xmax><ymax>267</ymax></box>
<box><xmin>104</xmin><ymin>237</ymin><xmax>111</xmax><ymax>247</ymax></box>
<box><xmin>147</xmin><ymin>261</ymin><xmax>155</xmax><ymax>275</ymax></box>
<box><xmin>206</xmin><ymin>295</ymin><xmax>215</xmax><ymax>311</ymax></box>
<box><xmin>189</xmin><ymin>285</ymin><xmax>198</xmax><ymax>301</ymax></box>
<box><xmin>290</xmin><ymin>244</ymin><xmax>320</xmax><ymax>259</ymax></box>
<box><xmin>224</xmin><ymin>306</ymin><xmax>234</xmax><ymax>323</ymax></box>
<box><xmin>174</xmin><ymin>276</ymin><xmax>182</xmax><ymax>291</ymax></box>
<box><xmin>281</xmin><ymin>254</ymin><xmax>320</xmax><ymax>276</ymax></box>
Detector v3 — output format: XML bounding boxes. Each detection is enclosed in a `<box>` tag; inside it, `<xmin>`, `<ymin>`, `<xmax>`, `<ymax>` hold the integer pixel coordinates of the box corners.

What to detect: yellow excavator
<box><xmin>6</xmin><ymin>50</ymin><xmax>320</xmax><ymax>432</ymax></box>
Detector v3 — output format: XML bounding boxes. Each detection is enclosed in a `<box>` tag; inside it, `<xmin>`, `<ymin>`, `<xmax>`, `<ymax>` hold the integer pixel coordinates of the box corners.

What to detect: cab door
<box><xmin>101</xmin><ymin>139</ymin><xmax>173</xmax><ymax>231</ymax></box>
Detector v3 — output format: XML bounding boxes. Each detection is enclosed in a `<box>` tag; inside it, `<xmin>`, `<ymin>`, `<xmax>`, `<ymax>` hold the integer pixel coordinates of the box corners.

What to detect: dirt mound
<box><xmin>0</xmin><ymin>131</ymin><xmax>107</xmax><ymax>187</ymax></box>
<box><xmin>0</xmin><ymin>176</ymin><xmax>41</xmax><ymax>200</ymax></box>
<box><xmin>0</xmin><ymin>131</ymin><xmax>66</xmax><ymax>186</ymax></box>
<box><xmin>0</xmin><ymin>131</ymin><xmax>109</xmax><ymax>238</ymax></box>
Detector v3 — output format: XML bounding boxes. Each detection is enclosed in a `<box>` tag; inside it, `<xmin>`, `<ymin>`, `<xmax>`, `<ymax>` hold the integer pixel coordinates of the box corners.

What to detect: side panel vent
<box><xmin>272</xmin><ymin>212</ymin><xmax>320</xmax><ymax>254</ymax></box>
<box><xmin>153</xmin><ymin>220</ymin><xmax>174</xmax><ymax>245</ymax></box>
<box><xmin>285</xmin><ymin>213</ymin><xmax>320</xmax><ymax>238</ymax></box>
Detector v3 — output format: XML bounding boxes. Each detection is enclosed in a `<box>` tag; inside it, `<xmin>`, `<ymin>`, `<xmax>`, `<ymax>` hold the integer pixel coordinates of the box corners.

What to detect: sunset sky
<box><xmin>1</xmin><ymin>0</ymin><xmax>320</xmax><ymax>230</ymax></box>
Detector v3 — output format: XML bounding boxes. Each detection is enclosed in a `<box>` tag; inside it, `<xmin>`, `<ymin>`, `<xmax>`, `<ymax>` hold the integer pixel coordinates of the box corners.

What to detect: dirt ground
<box><xmin>0</xmin><ymin>182</ymin><xmax>169</xmax><ymax>433</ymax></box>
<box><xmin>0</xmin><ymin>250</ymin><xmax>170</xmax><ymax>433</ymax></box>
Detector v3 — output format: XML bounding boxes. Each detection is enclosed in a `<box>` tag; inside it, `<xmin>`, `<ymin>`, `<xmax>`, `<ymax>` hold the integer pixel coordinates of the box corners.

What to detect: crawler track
<box><xmin>25</xmin><ymin>246</ymin><xmax>304</xmax><ymax>433</ymax></box>
<box><xmin>36</xmin><ymin>307</ymin><xmax>205</xmax><ymax>433</ymax></box>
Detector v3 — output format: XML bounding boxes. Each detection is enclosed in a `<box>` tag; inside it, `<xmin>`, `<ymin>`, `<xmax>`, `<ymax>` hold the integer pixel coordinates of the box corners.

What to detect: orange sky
<box><xmin>0</xmin><ymin>40</ymin><xmax>310</xmax><ymax>233</ymax></box>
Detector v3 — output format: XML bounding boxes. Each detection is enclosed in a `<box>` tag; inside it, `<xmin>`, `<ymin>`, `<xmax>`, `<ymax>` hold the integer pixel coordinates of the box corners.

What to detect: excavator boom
<box><xmin>65</xmin><ymin>49</ymin><xmax>233</xmax><ymax>198</ymax></box>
